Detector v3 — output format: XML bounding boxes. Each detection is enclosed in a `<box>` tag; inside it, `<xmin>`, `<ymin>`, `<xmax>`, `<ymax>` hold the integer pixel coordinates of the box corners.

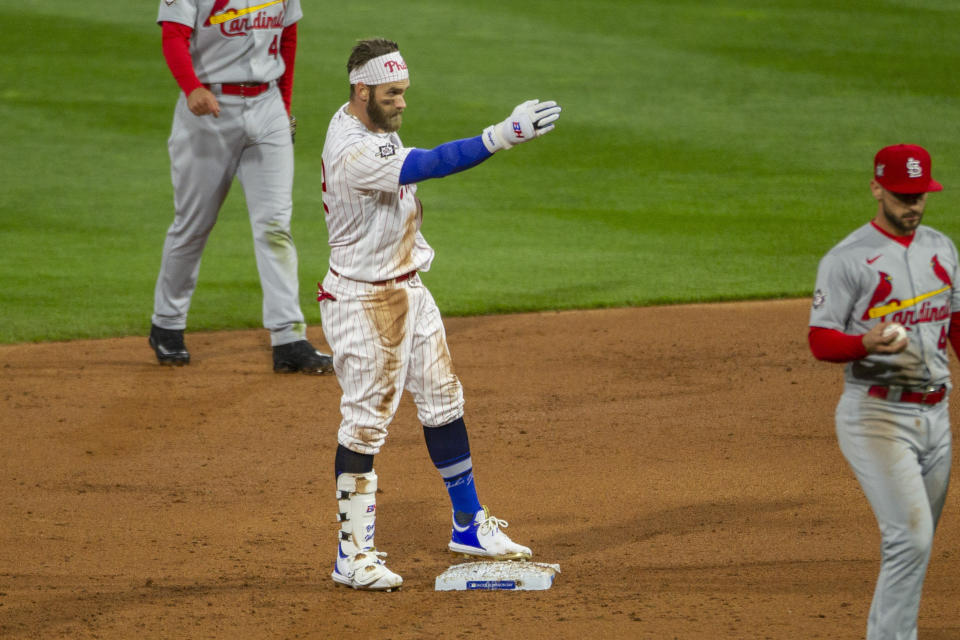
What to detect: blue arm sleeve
<box><xmin>398</xmin><ymin>135</ymin><xmax>493</xmax><ymax>185</ymax></box>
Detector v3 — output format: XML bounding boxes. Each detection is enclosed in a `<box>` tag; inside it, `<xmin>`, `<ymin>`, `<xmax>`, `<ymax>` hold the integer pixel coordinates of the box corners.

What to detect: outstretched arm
<box><xmin>398</xmin><ymin>99</ymin><xmax>562</xmax><ymax>185</ymax></box>
<box><xmin>399</xmin><ymin>136</ymin><xmax>491</xmax><ymax>185</ymax></box>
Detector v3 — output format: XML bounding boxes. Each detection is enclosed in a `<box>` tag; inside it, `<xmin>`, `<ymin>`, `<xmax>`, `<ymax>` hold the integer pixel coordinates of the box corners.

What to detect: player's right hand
<box><xmin>863</xmin><ymin>322</ymin><xmax>909</xmax><ymax>355</ymax></box>
<box><xmin>481</xmin><ymin>99</ymin><xmax>562</xmax><ymax>153</ymax></box>
<box><xmin>187</xmin><ymin>87</ymin><xmax>221</xmax><ymax>118</ymax></box>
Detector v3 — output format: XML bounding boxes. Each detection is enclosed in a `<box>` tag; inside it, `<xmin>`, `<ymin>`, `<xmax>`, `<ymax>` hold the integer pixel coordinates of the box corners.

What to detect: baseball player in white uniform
<box><xmin>318</xmin><ymin>38</ymin><xmax>562</xmax><ymax>591</ymax></box>
<box><xmin>809</xmin><ymin>144</ymin><xmax>956</xmax><ymax>639</ymax></box>
<box><xmin>150</xmin><ymin>0</ymin><xmax>332</xmax><ymax>374</ymax></box>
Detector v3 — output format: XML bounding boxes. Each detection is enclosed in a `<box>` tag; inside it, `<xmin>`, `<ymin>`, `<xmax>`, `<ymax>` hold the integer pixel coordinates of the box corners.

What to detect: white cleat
<box><xmin>331</xmin><ymin>470</ymin><xmax>401</xmax><ymax>591</ymax></box>
<box><xmin>448</xmin><ymin>506</ymin><xmax>532</xmax><ymax>561</ymax></box>
<box><xmin>332</xmin><ymin>544</ymin><xmax>403</xmax><ymax>592</ymax></box>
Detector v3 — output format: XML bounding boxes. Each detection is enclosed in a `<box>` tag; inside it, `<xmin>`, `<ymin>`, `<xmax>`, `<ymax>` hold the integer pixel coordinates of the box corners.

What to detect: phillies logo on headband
<box><xmin>350</xmin><ymin>52</ymin><xmax>409</xmax><ymax>85</ymax></box>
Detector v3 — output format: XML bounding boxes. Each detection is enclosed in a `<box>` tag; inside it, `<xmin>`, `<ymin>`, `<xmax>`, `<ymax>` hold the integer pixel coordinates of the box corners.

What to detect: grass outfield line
<box><xmin>1</xmin><ymin>1</ymin><xmax>959</xmax><ymax>342</ymax></box>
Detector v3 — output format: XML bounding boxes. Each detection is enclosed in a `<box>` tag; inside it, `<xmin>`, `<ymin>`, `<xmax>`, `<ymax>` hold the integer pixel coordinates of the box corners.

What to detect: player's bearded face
<box><xmin>367</xmin><ymin>82</ymin><xmax>407</xmax><ymax>132</ymax></box>
<box><xmin>880</xmin><ymin>189</ymin><xmax>927</xmax><ymax>234</ymax></box>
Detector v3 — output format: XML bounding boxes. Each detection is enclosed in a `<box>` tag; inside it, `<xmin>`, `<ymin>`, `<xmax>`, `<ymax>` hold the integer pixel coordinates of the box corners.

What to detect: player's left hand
<box><xmin>482</xmin><ymin>99</ymin><xmax>562</xmax><ymax>153</ymax></box>
<box><xmin>289</xmin><ymin>114</ymin><xmax>297</xmax><ymax>144</ymax></box>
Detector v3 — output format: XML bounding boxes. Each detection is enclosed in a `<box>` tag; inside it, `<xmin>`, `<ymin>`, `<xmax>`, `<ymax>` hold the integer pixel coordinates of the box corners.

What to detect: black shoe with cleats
<box><xmin>149</xmin><ymin>324</ymin><xmax>190</xmax><ymax>366</ymax></box>
<box><xmin>273</xmin><ymin>340</ymin><xmax>334</xmax><ymax>374</ymax></box>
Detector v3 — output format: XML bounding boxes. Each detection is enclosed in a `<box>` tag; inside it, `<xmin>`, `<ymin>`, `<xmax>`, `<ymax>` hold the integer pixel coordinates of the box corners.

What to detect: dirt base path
<box><xmin>2</xmin><ymin>300</ymin><xmax>959</xmax><ymax>639</ymax></box>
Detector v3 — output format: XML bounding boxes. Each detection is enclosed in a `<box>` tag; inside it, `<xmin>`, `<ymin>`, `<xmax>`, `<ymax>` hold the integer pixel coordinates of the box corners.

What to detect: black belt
<box><xmin>868</xmin><ymin>384</ymin><xmax>947</xmax><ymax>405</ymax></box>
<box><xmin>329</xmin><ymin>267</ymin><xmax>417</xmax><ymax>286</ymax></box>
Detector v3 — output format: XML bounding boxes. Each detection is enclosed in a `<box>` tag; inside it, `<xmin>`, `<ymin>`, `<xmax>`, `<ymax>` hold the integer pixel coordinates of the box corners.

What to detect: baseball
<box><xmin>882</xmin><ymin>323</ymin><xmax>908</xmax><ymax>343</ymax></box>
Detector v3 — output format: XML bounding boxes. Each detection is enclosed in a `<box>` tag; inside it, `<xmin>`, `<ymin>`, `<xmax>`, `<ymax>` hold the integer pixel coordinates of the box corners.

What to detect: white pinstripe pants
<box><xmin>319</xmin><ymin>270</ymin><xmax>465</xmax><ymax>454</ymax></box>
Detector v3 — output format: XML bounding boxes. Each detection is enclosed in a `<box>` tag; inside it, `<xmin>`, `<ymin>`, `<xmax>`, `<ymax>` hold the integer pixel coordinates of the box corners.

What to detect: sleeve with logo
<box><xmin>157</xmin><ymin>0</ymin><xmax>198</xmax><ymax>28</ymax></box>
<box><xmin>809</xmin><ymin>251</ymin><xmax>859</xmax><ymax>332</ymax></box>
<box><xmin>343</xmin><ymin>137</ymin><xmax>414</xmax><ymax>193</ymax></box>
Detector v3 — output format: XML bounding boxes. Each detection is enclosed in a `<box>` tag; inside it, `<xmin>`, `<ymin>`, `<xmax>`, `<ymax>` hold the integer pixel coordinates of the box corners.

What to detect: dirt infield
<box><xmin>2</xmin><ymin>299</ymin><xmax>959</xmax><ymax>639</ymax></box>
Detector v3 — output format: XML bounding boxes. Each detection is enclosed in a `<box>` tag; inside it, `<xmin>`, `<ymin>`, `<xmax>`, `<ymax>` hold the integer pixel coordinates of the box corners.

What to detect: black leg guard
<box><xmin>335</xmin><ymin>444</ymin><xmax>374</xmax><ymax>478</ymax></box>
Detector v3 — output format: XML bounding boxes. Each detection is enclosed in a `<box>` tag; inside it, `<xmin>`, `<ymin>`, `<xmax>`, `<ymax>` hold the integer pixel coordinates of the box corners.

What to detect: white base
<box><xmin>434</xmin><ymin>561</ymin><xmax>560</xmax><ymax>591</ymax></box>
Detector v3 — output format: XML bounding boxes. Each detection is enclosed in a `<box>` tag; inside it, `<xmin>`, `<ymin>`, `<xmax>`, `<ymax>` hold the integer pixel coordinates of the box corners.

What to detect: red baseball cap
<box><xmin>874</xmin><ymin>144</ymin><xmax>943</xmax><ymax>194</ymax></box>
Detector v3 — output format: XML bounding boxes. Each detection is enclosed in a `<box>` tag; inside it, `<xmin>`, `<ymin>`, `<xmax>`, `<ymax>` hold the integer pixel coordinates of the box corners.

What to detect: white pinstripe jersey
<box><xmin>321</xmin><ymin>103</ymin><xmax>434</xmax><ymax>282</ymax></box>
<box><xmin>157</xmin><ymin>0</ymin><xmax>302</xmax><ymax>84</ymax></box>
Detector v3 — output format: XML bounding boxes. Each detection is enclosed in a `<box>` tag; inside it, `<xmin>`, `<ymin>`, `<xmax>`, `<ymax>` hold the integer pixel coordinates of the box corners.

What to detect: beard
<box><xmin>881</xmin><ymin>201</ymin><xmax>923</xmax><ymax>235</ymax></box>
<box><xmin>367</xmin><ymin>96</ymin><xmax>402</xmax><ymax>132</ymax></box>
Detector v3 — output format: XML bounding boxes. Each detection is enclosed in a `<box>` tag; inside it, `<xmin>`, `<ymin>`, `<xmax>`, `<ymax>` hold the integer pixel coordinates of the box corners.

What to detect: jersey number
<box><xmin>269</xmin><ymin>35</ymin><xmax>279</xmax><ymax>59</ymax></box>
<box><xmin>938</xmin><ymin>325</ymin><xmax>948</xmax><ymax>351</ymax></box>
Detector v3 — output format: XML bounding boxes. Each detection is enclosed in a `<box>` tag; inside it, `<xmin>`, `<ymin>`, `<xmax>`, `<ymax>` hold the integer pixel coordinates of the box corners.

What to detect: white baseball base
<box><xmin>434</xmin><ymin>561</ymin><xmax>561</xmax><ymax>591</ymax></box>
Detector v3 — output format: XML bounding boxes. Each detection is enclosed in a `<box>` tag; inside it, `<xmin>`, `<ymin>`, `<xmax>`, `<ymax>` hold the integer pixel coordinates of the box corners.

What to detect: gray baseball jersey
<box><xmin>810</xmin><ymin>222</ymin><xmax>960</xmax><ymax>387</ymax></box>
<box><xmin>157</xmin><ymin>0</ymin><xmax>302</xmax><ymax>83</ymax></box>
<box><xmin>810</xmin><ymin>220</ymin><xmax>957</xmax><ymax>639</ymax></box>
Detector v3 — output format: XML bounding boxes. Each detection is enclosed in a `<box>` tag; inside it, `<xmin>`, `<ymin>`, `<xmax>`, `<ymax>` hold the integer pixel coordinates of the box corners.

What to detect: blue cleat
<box><xmin>448</xmin><ymin>506</ymin><xmax>532</xmax><ymax>560</ymax></box>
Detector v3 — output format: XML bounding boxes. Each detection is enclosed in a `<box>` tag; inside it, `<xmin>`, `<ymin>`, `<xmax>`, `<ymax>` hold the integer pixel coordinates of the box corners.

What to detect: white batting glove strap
<box><xmin>481</xmin><ymin>99</ymin><xmax>563</xmax><ymax>153</ymax></box>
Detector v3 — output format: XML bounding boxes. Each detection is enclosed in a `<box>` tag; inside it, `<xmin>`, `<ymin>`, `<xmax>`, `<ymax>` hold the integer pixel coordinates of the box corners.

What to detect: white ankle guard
<box><xmin>336</xmin><ymin>470</ymin><xmax>378</xmax><ymax>554</ymax></box>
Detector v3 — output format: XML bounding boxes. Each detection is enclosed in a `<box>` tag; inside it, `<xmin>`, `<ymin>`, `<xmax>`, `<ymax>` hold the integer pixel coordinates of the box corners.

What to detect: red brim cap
<box><xmin>874</xmin><ymin>144</ymin><xmax>943</xmax><ymax>193</ymax></box>
<box><xmin>878</xmin><ymin>176</ymin><xmax>943</xmax><ymax>194</ymax></box>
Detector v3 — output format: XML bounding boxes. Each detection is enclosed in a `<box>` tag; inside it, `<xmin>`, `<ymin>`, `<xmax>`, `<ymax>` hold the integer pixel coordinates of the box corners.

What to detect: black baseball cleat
<box><xmin>273</xmin><ymin>340</ymin><xmax>334</xmax><ymax>374</ymax></box>
<box><xmin>149</xmin><ymin>324</ymin><xmax>190</xmax><ymax>366</ymax></box>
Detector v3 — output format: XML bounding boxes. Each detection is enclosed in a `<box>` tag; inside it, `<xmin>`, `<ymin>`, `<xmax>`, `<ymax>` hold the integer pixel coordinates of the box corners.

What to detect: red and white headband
<box><xmin>349</xmin><ymin>52</ymin><xmax>409</xmax><ymax>86</ymax></box>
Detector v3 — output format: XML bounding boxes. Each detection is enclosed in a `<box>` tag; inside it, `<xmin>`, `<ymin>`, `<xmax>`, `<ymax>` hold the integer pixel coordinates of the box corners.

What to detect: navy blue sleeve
<box><xmin>399</xmin><ymin>135</ymin><xmax>493</xmax><ymax>185</ymax></box>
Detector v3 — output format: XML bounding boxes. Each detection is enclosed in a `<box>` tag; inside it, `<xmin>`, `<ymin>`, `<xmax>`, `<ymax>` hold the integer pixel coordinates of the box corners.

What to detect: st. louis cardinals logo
<box><xmin>205</xmin><ymin>0</ymin><xmax>285</xmax><ymax>36</ymax></box>
<box><xmin>863</xmin><ymin>256</ymin><xmax>953</xmax><ymax>321</ymax></box>
<box><xmin>906</xmin><ymin>157</ymin><xmax>923</xmax><ymax>179</ymax></box>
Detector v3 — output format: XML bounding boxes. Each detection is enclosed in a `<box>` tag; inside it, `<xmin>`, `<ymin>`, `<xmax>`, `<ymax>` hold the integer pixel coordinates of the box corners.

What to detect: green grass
<box><xmin>1</xmin><ymin>1</ymin><xmax>959</xmax><ymax>342</ymax></box>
